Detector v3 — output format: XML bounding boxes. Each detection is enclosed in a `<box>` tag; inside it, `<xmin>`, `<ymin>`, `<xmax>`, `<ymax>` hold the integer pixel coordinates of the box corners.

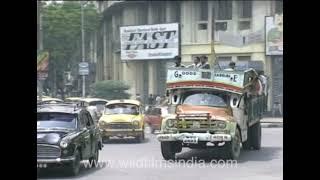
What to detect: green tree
<box><xmin>41</xmin><ymin>1</ymin><xmax>101</xmax><ymax>97</ymax></box>
<box><xmin>90</xmin><ymin>81</ymin><xmax>132</xmax><ymax>100</ymax></box>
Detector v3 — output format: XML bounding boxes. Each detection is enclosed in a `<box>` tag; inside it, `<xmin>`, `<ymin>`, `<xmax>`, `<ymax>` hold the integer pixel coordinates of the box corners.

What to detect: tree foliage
<box><xmin>41</xmin><ymin>1</ymin><xmax>101</xmax><ymax>94</ymax></box>
<box><xmin>90</xmin><ymin>81</ymin><xmax>132</xmax><ymax>100</ymax></box>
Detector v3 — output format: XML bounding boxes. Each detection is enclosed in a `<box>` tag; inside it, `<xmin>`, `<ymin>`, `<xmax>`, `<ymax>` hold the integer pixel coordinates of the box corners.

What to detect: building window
<box><xmin>172</xmin><ymin>1</ymin><xmax>180</xmax><ymax>22</ymax></box>
<box><xmin>217</xmin><ymin>56</ymin><xmax>232</xmax><ymax>61</ymax></box>
<box><xmin>237</xmin><ymin>56</ymin><xmax>251</xmax><ymax>61</ymax></box>
<box><xmin>198</xmin><ymin>23</ymin><xmax>208</xmax><ymax>30</ymax></box>
<box><xmin>200</xmin><ymin>1</ymin><xmax>208</xmax><ymax>21</ymax></box>
<box><xmin>151</xmin><ymin>2</ymin><xmax>166</xmax><ymax>23</ymax></box>
<box><xmin>239</xmin><ymin>1</ymin><xmax>252</xmax><ymax>18</ymax></box>
<box><xmin>216</xmin><ymin>56</ymin><xmax>232</xmax><ymax>69</ymax></box>
<box><xmin>275</xmin><ymin>0</ymin><xmax>283</xmax><ymax>14</ymax></box>
<box><xmin>215</xmin><ymin>22</ymin><xmax>228</xmax><ymax>31</ymax></box>
<box><xmin>215</xmin><ymin>0</ymin><xmax>233</xmax><ymax>20</ymax></box>
<box><xmin>239</xmin><ymin>21</ymin><xmax>251</xmax><ymax>30</ymax></box>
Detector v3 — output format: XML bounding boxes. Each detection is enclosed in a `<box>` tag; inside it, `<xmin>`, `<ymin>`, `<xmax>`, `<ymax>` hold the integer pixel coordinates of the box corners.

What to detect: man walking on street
<box><xmin>148</xmin><ymin>94</ymin><xmax>154</xmax><ymax>105</ymax></box>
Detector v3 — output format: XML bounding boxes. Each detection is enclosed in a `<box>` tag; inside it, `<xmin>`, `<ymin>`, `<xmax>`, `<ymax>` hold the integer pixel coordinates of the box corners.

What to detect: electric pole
<box><xmin>81</xmin><ymin>2</ymin><xmax>86</xmax><ymax>98</ymax></box>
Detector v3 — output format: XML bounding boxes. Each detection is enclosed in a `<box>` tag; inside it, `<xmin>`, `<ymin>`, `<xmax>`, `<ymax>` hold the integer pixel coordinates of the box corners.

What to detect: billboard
<box><xmin>37</xmin><ymin>51</ymin><xmax>49</xmax><ymax>80</ymax></box>
<box><xmin>37</xmin><ymin>51</ymin><xmax>49</xmax><ymax>72</ymax></box>
<box><xmin>265</xmin><ymin>14</ymin><xmax>283</xmax><ymax>55</ymax></box>
<box><xmin>120</xmin><ymin>23</ymin><xmax>179</xmax><ymax>60</ymax></box>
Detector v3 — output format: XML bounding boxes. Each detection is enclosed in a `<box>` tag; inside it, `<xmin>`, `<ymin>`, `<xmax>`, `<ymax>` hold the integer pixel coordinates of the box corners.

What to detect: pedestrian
<box><xmin>172</xmin><ymin>55</ymin><xmax>185</xmax><ymax>68</ymax></box>
<box><xmin>224</xmin><ymin>61</ymin><xmax>236</xmax><ymax>71</ymax></box>
<box><xmin>148</xmin><ymin>94</ymin><xmax>154</xmax><ymax>105</ymax></box>
<box><xmin>199</xmin><ymin>55</ymin><xmax>210</xmax><ymax>69</ymax></box>
<box><xmin>187</xmin><ymin>56</ymin><xmax>201</xmax><ymax>68</ymax></box>
<box><xmin>136</xmin><ymin>93</ymin><xmax>142</xmax><ymax>102</ymax></box>
<box><xmin>156</xmin><ymin>95</ymin><xmax>161</xmax><ymax>105</ymax></box>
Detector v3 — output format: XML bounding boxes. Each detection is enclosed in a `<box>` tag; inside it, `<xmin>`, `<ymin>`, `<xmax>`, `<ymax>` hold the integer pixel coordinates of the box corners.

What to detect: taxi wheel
<box><xmin>102</xmin><ymin>136</ymin><xmax>109</xmax><ymax>143</ymax></box>
<box><xmin>66</xmin><ymin>150</ymin><xmax>81</xmax><ymax>176</ymax></box>
<box><xmin>161</xmin><ymin>142</ymin><xmax>176</xmax><ymax>160</ymax></box>
<box><xmin>89</xmin><ymin>145</ymin><xmax>99</xmax><ymax>168</ymax></box>
<box><xmin>136</xmin><ymin>132</ymin><xmax>145</xmax><ymax>143</ymax></box>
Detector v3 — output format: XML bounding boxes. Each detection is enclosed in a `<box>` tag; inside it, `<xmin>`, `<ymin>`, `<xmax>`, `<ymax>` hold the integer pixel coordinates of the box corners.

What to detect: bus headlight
<box><xmin>166</xmin><ymin>119</ymin><xmax>176</xmax><ymax>128</ymax></box>
<box><xmin>217</xmin><ymin>121</ymin><xmax>227</xmax><ymax>129</ymax></box>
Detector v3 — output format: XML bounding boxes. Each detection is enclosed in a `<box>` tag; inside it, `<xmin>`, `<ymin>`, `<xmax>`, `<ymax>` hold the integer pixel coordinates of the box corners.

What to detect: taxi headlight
<box><xmin>99</xmin><ymin>121</ymin><xmax>107</xmax><ymax>126</ymax></box>
<box><xmin>133</xmin><ymin>120</ymin><xmax>140</xmax><ymax>128</ymax></box>
<box><xmin>60</xmin><ymin>140</ymin><xmax>68</xmax><ymax>148</ymax></box>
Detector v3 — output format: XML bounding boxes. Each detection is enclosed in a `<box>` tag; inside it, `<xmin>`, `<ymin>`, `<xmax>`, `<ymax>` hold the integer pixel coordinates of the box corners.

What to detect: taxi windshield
<box><xmin>88</xmin><ymin>101</ymin><xmax>107</xmax><ymax>112</ymax></box>
<box><xmin>37</xmin><ymin>112</ymin><xmax>76</xmax><ymax>129</ymax></box>
<box><xmin>105</xmin><ymin>104</ymin><xmax>139</xmax><ymax>115</ymax></box>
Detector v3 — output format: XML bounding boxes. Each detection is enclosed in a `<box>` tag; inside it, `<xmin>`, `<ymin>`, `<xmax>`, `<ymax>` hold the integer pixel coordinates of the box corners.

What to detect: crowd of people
<box><xmin>172</xmin><ymin>55</ymin><xmax>211</xmax><ymax>69</ymax></box>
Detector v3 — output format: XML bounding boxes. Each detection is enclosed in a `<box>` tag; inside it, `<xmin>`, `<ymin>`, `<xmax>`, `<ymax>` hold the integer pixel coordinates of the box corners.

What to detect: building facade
<box><xmin>93</xmin><ymin>0</ymin><xmax>283</xmax><ymax>112</ymax></box>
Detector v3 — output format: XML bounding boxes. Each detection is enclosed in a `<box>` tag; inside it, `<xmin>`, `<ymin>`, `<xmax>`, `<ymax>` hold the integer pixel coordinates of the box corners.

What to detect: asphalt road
<box><xmin>38</xmin><ymin>127</ymin><xmax>283</xmax><ymax>180</ymax></box>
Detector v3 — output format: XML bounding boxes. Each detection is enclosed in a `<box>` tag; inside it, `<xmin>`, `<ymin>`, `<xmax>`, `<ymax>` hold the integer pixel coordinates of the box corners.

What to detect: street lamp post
<box><xmin>38</xmin><ymin>1</ymin><xmax>44</xmax><ymax>101</ymax></box>
<box><xmin>81</xmin><ymin>2</ymin><xmax>86</xmax><ymax>98</ymax></box>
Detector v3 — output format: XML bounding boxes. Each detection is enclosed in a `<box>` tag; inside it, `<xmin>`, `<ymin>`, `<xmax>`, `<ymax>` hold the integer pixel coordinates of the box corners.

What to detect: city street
<box><xmin>38</xmin><ymin>127</ymin><xmax>283</xmax><ymax>180</ymax></box>
<box><xmin>37</xmin><ymin>1</ymin><xmax>283</xmax><ymax>180</ymax></box>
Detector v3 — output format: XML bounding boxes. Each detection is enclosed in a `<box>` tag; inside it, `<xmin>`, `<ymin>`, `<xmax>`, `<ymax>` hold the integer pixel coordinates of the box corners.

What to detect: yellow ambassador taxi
<box><xmin>99</xmin><ymin>99</ymin><xmax>145</xmax><ymax>142</ymax></box>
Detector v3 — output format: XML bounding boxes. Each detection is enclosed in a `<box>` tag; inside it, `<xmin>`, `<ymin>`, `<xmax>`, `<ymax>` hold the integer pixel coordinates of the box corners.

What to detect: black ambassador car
<box><xmin>37</xmin><ymin>103</ymin><xmax>103</xmax><ymax>176</ymax></box>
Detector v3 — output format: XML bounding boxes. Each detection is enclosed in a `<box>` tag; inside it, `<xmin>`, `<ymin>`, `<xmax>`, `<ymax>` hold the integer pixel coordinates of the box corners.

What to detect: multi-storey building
<box><xmin>92</xmin><ymin>0</ymin><xmax>283</xmax><ymax>113</ymax></box>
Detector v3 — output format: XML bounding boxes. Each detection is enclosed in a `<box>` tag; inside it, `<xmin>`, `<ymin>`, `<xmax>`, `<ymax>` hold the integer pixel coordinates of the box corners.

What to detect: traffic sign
<box><xmin>79</xmin><ymin>62</ymin><xmax>89</xmax><ymax>75</ymax></box>
<box><xmin>37</xmin><ymin>72</ymin><xmax>48</xmax><ymax>80</ymax></box>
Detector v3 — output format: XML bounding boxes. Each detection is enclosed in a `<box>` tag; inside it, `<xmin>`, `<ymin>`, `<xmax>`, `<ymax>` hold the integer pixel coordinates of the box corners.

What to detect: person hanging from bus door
<box><xmin>258</xmin><ymin>71</ymin><xmax>268</xmax><ymax>112</ymax></box>
<box><xmin>199</xmin><ymin>55</ymin><xmax>210</xmax><ymax>69</ymax></box>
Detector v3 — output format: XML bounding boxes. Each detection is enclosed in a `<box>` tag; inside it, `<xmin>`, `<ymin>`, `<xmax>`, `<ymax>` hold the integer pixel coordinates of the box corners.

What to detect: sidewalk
<box><xmin>261</xmin><ymin>117</ymin><xmax>283</xmax><ymax>128</ymax></box>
